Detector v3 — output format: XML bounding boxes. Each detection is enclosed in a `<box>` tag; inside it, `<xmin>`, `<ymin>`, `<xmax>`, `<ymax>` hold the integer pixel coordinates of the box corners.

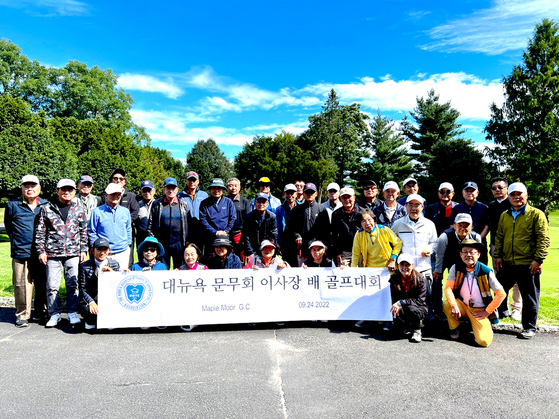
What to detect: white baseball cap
<box><xmin>406</xmin><ymin>193</ymin><xmax>425</xmax><ymax>204</ymax></box>
<box><xmin>508</xmin><ymin>182</ymin><xmax>528</xmax><ymax>195</ymax></box>
<box><xmin>397</xmin><ymin>253</ymin><xmax>414</xmax><ymax>265</ymax></box>
<box><xmin>383</xmin><ymin>181</ymin><xmax>400</xmax><ymax>192</ymax></box>
<box><xmin>105</xmin><ymin>183</ymin><xmax>123</xmax><ymax>194</ymax></box>
<box><xmin>454</xmin><ymin>213</ymin><xmax>473</xmax><ymax>225</ymax></box>
<box><xmin>438</xmin><ymin>182</ymin><xmax>454</xmax><ymax>192</ymax></box>
<box><xmin>326</xmin><ymin>182</ymin><xmax>340</xmax><ymax>192</ymax></box>
<box><xmin>56</xmin><ymin>179</ymin><xmax>76</xmax><ymax>189</ymax></box>
<box><xmin>21</xmin><ymin>175</ymin><xmax>39</xmax><ymax>185</ymax></box>
<box><xmin>402</xmin><ymin>177</ymin><xmax>418</xmax><ymax>187</ymax></box>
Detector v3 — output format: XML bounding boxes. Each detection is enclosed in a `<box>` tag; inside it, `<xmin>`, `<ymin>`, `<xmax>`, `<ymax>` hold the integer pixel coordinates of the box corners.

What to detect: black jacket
<box><xmin>243</xmin><ymin>210</ymin><xmax>278</xmax><ymax>256</ymax></box>
<box><xmin>330</xmin><ymin>204</ymin><xmax>361</xmax><ymax>258</ymax></box>
<box><xmin>79</xmin><ymin>258</ymin><xmax>120</xmax><ymax>304</ymax></box>
<box><xmin>148</xmin><ymin>198</ymin><xmax>191</xmax><ymax>247</ymax></box>
<box><xmin>389</xmin><ymin>271</ymin><xmax>428</xmax><ymax>311</ymax></box>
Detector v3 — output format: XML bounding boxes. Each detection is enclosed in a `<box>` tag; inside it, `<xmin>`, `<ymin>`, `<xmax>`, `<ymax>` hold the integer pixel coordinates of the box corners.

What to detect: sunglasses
<box><xmin>112</xmin><ymin>176</ymin><xmax>125</xmax><ymax>181</ymax></box>
<box><xmin>492</xmin><ymin>186</ymin><xmax>505</xmax><ymax>190</ymax></box>
<box><xmin>439</xmin><ymin>190</ymin><xmax>452</xmax><ymax>195</ymax></box>
<box><xmin>143</xmin><ymin>248</ymin><xmax>157</xmax><ymax>253</ymax></box>
<box><xmin>364</xmin><ymin>186</ymin><xmax>375</xmax><ymax>191</ymax></box>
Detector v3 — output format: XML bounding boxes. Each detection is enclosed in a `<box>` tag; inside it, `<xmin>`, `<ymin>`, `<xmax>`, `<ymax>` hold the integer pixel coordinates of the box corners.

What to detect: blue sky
<box><xmin>2</xmin><ymin>0</ymin><xmax>559</xmax><ymax>161</ymax></box>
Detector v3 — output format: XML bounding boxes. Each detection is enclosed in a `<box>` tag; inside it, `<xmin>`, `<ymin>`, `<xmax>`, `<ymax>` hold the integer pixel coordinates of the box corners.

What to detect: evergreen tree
<box><xmin>485</xmin><ymin>19</ymin><xmax>559</xmax><ymax>213</ymax></box>
<box><xmin>186</xmin><ymin>138</ymin><xmax>234</xmax><ymax>190</ymax></box>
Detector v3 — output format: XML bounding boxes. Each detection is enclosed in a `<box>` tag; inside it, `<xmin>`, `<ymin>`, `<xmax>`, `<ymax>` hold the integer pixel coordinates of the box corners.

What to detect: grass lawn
<box><xmin>0</xmin><ymin>212</ymin><xmax>558</xmax><ymax>326</ymax></box>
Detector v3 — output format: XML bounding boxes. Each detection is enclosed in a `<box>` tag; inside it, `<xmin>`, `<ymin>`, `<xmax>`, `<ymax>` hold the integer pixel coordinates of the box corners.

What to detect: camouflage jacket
<box><xmin>36</xmin><ymin>201</ymin><xmax>89</xmax><ymax>257</ymax></box>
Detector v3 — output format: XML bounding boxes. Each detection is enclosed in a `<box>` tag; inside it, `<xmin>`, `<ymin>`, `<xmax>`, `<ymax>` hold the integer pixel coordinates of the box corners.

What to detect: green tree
<box><xmin>234</xmin><ymin>131</ymin><xmax>318</xmax><ymax>198</ymax></box>
<box><xmin>401</xmin><ymin>89</ymin><xmax>465</xmax><ymax>175</ymax></box>
<box><xmin>186</xmin><ymin>138</ymin><xmax>234</xmax><ymax>190</ymax></box>
<box><xmin>427</xmin><ymin>139</ymin><xmax>494</xmax><ymax>199</ymax></box>
<box><xmin>299</xmin><ymin>89</ymin><xmax>370</xmax><ymax>195</ymax></box>
<box><xmin>0</xmin><ymin>95</ymin><xmax>78</xmax><ymax>200</ymax></box>
<box><xmin>360</xmin><ymin>110</ymin><xmax>413</xmax><ymax>187</ymax></box>
<box><xmin>485</xmin><ymin>19</ymin><xmax>559</xmax><ymax>213</ymax></box>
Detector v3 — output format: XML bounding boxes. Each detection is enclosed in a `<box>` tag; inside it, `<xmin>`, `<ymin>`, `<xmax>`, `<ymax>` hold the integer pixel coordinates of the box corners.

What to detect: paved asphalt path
<box><xmin>1</xmin><ymin>308</ymin><xmax>558</xmax><ymax>419</ymax></box>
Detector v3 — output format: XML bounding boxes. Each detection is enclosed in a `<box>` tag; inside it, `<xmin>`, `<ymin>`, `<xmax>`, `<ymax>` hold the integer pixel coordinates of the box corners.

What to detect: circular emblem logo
<box><xmin>116</xmin><ymin>274</ymin><xmax>154</xmax><ymax>311</ymax></box>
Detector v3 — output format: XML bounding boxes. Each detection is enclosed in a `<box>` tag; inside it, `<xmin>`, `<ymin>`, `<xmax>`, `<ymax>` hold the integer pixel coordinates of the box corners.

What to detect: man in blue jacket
<box><xmin>199</xmin><ymin>178</ymin><xmax>236</xmax><ymax>260</ymax></box>
<box><xmin>5</xmin><ymin>175</ymin><xmax>49</xmax><ymax>327</ymax></box>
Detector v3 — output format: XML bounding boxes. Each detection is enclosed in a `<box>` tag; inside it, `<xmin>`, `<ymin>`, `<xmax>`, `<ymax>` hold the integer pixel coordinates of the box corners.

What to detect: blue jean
<box><xmin>46</xmin><ymin>257</ymin><xmax>79</xmax><ymax>315</ymax></box>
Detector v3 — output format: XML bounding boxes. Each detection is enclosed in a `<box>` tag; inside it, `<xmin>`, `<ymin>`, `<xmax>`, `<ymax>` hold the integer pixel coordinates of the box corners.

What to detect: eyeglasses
<box><xmin>492</xmin><ymin>186</ymin><xmax>505</xmax><ymax>190</ymax></box>
<box><xmin>460</xmin><ymin>250</ymin><xmax>479</xmax><ymax>255</ymax></box>
<box><xmin>256</xmin><ymin>200</ymin><xmax>267</xmax><ymax>204</ymax></box>
<box><xmin>112</xmin><ymin>177</ymin><xmax>125</xmax><ymax>182</ymax></box>
<box><xmin>142</xmin><ymin>188</ymin><xmax>153</xmax><ymax>193</ymax></box>
<box><xmin>80</xmin><ymin>183</ymin><xmax>93</xmax><ymax>187</ymax></box>
<box><xmin>144</xmin><ymin>248</ymin><xmax>157</xmax><ymax>253</ymax></box>
<box><xmin>439</xmin><ymin>190</ymin><xmax>452</xmax><ymax>195</ymax></box>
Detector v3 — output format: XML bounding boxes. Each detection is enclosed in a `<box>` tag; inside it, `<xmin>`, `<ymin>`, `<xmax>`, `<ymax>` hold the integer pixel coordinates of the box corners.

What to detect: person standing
<box><xmin>243</xmin><ymin>193</ymin><xmax>278</xmax><ymax>258</ymax></box>
<box><xmin>330</xmin><ymin>187</ymin><xmax>361</xmax><ymax>266</ymax></box>
<box><xmin>276</xmin><ymin>183</ymin><xmax>299</xmax><ymax>268</ymax></box>
<box><xmin>294</xmin><ymin>180</ymin><xmax>306</xmax><ymax>204</ymax></box>
<box><xmin>199</xmin><ymin>178</ymin><xmax>236</xmax><ymax>259</ymax></box>
<box><xmin>397</xmin><ymin>178</ymin><xmax>421</xmax><ymax>206</ymax></box>
<box><xmin>178</xmin><ymin>171</ymin><xmax>208</xmax><ymax>246</ymax></box>
<box><xmin>391</xmin><ymin>194</ymin><xmax>438</xmax><ymax>327</ymax></box>
<box><xmin>374</xmin><ymin>181</ymin><xmax>406</xmax><ymax>228</ymax></box>
<box><xmin>425</xmin><ymin>182</ymin><xmax>458</xmax><ymax>236</ymax></box>
<box><xmin>5</xmin><ymin>175</ymin><xmax>49</xmax><ymax>327</ymax></box>
<box><xmin>137</xmin><ymin>180</ymin><xmax>156</xmax><ymax>245</ymax></box>
<box><xmin>148</xmin><ymin>177</ymin><xmax>191</xmax><ymax>269</ymax></box>
<box><xmin>249</xmin><ymin>177</ymin><xmax>282</xmax><ymax>212</ymax></box>
<box><xmin>360</xmin><ymin>180</ymin><xmax>383</xmax><ymax>210</ymax></box>
<box><xmin>88</xmin><ymin>184</ymin><xmax>133</xmax><ymax>270</ymax></box>
<box><xmin>450</xmin><ymin>182</ymin><xmax>490</xmax><ymax>246</ymax></box>
<box><xmin>488</xmin><ymin>177</ymin><xmax>521</xmax><ymax>321</ymax></box>
<box><xmin>36</xmin><ymin>179</ymin><xmax>88</xmax><ymax>328</ymax></box>
<box><xmin>322</xmin><ymin>182</ymin><xmax>342</xmax><ymax>220</ymax></box>
<box><xmin>226</xmin><ymin>177</ymin><xmax>251</xmax><ymax>257</ymax></box>
<box><xmin>494</xmin><ymin>182</ymin><xmax>550</xmax><ymax>339</ymax></box>
<box><xmin>108</xmin><ymin>169</ymin><xmax>139</xmax><ymax>267</ymax></box>
<box><xmin>72</xmin><ymin>175</ymin><xmax>102</xmax><ymax>221</ymax></box>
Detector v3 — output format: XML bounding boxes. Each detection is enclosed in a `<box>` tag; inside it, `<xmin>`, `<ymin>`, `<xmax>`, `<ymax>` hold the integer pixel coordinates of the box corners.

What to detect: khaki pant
<box><xmin>444</xmin><ymin>299</ymin><xmax>494</xmax><ymax>347</ymax></box>
<box><xmin>12</xmin><ymin>258</ymin><xmax>35</xmax><ymax>320</ymax></box>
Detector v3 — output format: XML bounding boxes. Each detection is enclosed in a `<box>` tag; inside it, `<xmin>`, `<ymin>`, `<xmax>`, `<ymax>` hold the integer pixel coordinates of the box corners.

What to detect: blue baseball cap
<box><xmin>163</xmin><ymin>177</ymin><xmax>178</xmax><ymax>187</ymax></box>
<box><xmin>141</xmin><ymin>180</ymin><xmax>155</xmax><ymax>190</ymax></box>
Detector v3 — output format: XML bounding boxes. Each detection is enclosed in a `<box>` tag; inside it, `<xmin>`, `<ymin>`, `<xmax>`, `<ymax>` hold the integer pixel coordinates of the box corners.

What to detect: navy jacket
<box><xmin>199</xmin><ymin>196</ymin><xmax>236</xmax><ymax>238</ymax></box>
<box><xmin>207</xmin><ymin>252</ymin><xmax>242</xmax><ymax>269</ymax></box>
<box><xmin>5</xmin><ymin>197</ymin><xmax>48</xmax><ymax>259</ymax></box>
<box><xmin>243</xmin><ymin>210</ymin><xmax>278</xmax><ymax>256</ymax></box>
<box><xmin>79</xmin><ymin>258</ymin><xmax>121</xmax><ymax>304</ymax></box>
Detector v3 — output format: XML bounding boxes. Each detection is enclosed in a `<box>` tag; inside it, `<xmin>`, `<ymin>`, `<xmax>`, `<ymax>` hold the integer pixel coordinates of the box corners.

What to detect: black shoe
<box><xmin>15</xmin><ymin>318</ymin><xmax>29</xmax><ymax>328</ymax></box>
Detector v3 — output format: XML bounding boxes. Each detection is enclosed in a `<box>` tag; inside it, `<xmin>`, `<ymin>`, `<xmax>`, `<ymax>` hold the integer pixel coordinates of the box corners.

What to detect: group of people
<box><xmin>5</xmin><ymin>171</ymin><xmax>550</xmax><ymax>346</ymax></box>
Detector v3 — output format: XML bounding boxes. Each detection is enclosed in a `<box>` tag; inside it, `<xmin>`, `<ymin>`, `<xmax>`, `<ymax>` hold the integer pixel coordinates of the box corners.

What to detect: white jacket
<box><xmin>391</xmin><ymin>215</ymin><xmax>438</xmax><ymax>273</ymax></box>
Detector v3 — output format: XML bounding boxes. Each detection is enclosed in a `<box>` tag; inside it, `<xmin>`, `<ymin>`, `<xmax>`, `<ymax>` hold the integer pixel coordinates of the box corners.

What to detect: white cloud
<box><xmin>118</xmin><ymin>74</ymin><xmax>184</xmax><ymax>99</ymax></box>
<box><xmin>421</xmin><ymin>0</ymin><xmax>559</xmax><ymax>54</ymax></box>
<box><xmin>0</xmin><ymin>0</ymin><xmax>90</xmax><ymax>16</ymax></box>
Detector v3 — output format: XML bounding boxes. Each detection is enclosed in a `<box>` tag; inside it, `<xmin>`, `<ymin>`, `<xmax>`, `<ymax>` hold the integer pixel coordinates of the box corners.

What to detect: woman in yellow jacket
<box><xmin>351</xmin><ymin>209</ymin><xmax>403</xmax><ymax>270</ymax></box>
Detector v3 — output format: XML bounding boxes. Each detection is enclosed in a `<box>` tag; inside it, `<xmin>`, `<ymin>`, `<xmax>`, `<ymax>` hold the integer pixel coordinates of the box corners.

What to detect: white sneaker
<box><xmin>85</xmin><ymin>323</ymin><xmax>96</xmax><ymax>330</ymax></box>
<box><xmin>46</xmin><ymin>313</ymin><xmax>61</xmax><ymax>328</ymax></box>
<box><xmin>180</xmin><ymin>325</ymin><xmax>198</xmax><ymax>332</ymax></box>
<box><xmin>511</xmin><ymin>310</ymin><xmax>522</xmax><ymax>321</ymax></box>
<box><xmin>68</xmin><ymin>312</ymin><xmax>81</xmax><ymax>325</ymax></box>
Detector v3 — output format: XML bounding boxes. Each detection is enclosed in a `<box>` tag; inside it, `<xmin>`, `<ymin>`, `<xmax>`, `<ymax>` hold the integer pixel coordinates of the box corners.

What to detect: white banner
<box><xmin>97</xmin><ymin>267</ymin><xmax>392</xmax><ymax>329</ymax></box>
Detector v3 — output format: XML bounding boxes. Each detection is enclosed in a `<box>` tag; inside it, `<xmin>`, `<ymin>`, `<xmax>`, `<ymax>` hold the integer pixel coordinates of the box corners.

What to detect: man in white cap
<box><xmin>360</xmin><ymin>180</ymin><xmax>383</xmax><ymax>211</ymax></box>
<box><xmin>433</xmin><ymin>213</ymin><xmax>484</xmax><ymax>319</ymax></box>
<box><xmin>5</xmin><ymin>175</ymin><xmax>49</xmax><ymax>326</ymax></box>
<box><xmin>450</xmin><ymin>181</ymin><xmax>489</xmax><ymax>245</ymax></box>
<box><xmin>322</xmin><ymin>182</ymin><xmax>342</xmax><ymax>221</ymax></box>
<box><xmin>397</xmin><ymin>177</ymin><xmax>420</xmax><ymax>206</ymax></box>
<box><xmin>36</xmin><ymin>179</ymin><xmax>88</xmax><ymax>328</ymax></box>
<box><xmin>330</xmin><ymin>187</ymin><xmax>361</xmax><ymax>266</ymax></box>
<box><xmin>494</xmin><ymin>182</ymin><xmax>550</xmax><ymax>339</ymax></box>
<box><xmin>88</xmin><ymin>183</ymin><xmax>132</xmax><ymax>271</ymax></box>
<box><xmin>425</xmin><ymin>182</ymin><xmax>458</xmax><ymax>236</ymax></box>
<box><xmin>391</xmin><ymin>194</ymin><xmax>438</xmax><ymax>328</ymax></box>
<box><xmin>374</xmin><ymin>181</ymin><xmax>407</xmax><ymax>228</ymax></box>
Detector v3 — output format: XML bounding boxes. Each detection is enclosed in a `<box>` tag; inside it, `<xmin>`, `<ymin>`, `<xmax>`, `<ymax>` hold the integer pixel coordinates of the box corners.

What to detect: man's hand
<box><xmin>101</xmin><ymin>266</ymin><xmax>115</xmax><ymax>272</ymax></box>
<box><xmin>80</xmin><ymin>252</ymin><xmax>87</xmax><ymax>263</ymax></box>
<box><xmin>39</xmin><ymin>253</ymin><xmax>48</xmax><ymax>265</ymax></box>
<box><xmin>433</xmin><ymin>271</ymin><xmax>443</xmax><ymax>280</ymax></box>
<box><xmin>451</xmin><ymin>305</ymin><xmax>461</xmax><ymax>320</ymax></box>
<box><xmin>216</xmin><ymin>230</ymin><xmax>227</xmax><ymax>236</ymax></box>
<box><xmin>295</xmin><ymin>237</ymin><xmax>302</xmax><ymax>247</ymax></box>
<box><xmin>494</xmin><ymin>258</ymin><xmax>503</xmax><ymax>272</ymax></box>
<box><xmin>387</xmin><ymin>258</ymin><xmax>396</xmax><ymax>272</ymax></box>
<box><xmin>530</xmin><ymin>260</ymin><xmax>542</xmax><ymax>274</ymax></box>
<box><xmin>421</xmin><ymin>250</ymin><xmax>431</xmax><ymax>257</ymax></box>
<box><xmin>471</xmin><ymin>309</ymin><xmax>490</xmax><ymax>320</ymax></box>
<box><xmin>89</xmin><ymin>301</ymin><xmax>99</xmax><ymax>315</ymax></box>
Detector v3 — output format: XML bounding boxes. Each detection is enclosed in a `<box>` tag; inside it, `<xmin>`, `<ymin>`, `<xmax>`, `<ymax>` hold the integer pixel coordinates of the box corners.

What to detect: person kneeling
<box><xmin>78</xmin><ymin>238</ymin><xmax>120</xmax><ymax>330</ymax></box>
<box><xmin>388</xmin><ymin>254</ymin><xmax>428</xmax><ymax>343</ymax></box>
<box><xmin>131</xmin><ymin>237</ymin><xmax>167</xmax><ymax>271</ymax></box>
<box><xmin>443</xmin><ymin>240</ymin><xmax>505</xmax><ymax>347</ymax></box>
